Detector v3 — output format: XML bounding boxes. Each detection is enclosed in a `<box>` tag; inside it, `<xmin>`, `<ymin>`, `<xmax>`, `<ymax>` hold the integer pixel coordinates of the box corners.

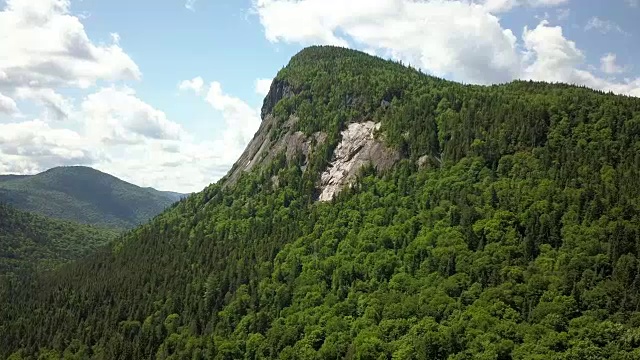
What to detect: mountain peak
<box><xmin>0</xmin><ymin>166</ymin><xmax>182</xmax><ymax>228</ymax></box>
<box><xmin>227</xmin><ymin>45</ymin><xmax>424</xmax><ymax>197</ymax></box>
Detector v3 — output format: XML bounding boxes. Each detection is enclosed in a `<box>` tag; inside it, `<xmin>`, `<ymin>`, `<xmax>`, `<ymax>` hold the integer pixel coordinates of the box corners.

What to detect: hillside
<box><xmin>1</xmin><ymin>46</ymin><xmax>640</xmax><ymax>359</ymax></box>
<box><xmin>0</xmin><ymin>166</ymin><xmax>184</xmax><ymax>229</ymax></box>
<box><xmin>0</xmin><ymin>204</ymin><xmax>117</xmax><ymax>276</ymax></box>
<box><xmin>152</xmin><ymin>189</ymin><xmax>190</xmax><ymax>202</ymax></box>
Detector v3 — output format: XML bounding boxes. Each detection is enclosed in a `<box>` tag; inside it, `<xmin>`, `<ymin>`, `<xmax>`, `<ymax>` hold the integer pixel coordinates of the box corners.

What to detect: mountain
<box><xmin>2</xmin><ymin>46</ymin><xmax>640</xmax><ymax>359</ymax></box>
<box><xmin>0</xmin><ymin>166</ymin><xmax>184</xmax><ymax>229</ymax></box>
<box><xmin>149</xmin><ymin>188</ymin><xmax>190</xmax><ymax>202</ymax></box>
<box><xmin>0</xmin><ymin>204</ymin><xmax>117</xmax><ymax>276</ymax></box>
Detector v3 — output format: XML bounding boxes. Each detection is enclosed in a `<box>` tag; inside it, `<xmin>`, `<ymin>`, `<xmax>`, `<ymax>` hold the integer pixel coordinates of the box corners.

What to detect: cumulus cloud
<box><xmin>79</xmin><ymin>81</ymin><xmax>262</xmax><ymax>192</ymax></box>
<box><xmin>255</xmin><ymin>78</ymin><xmax>273</xmax><ymax>97</ymax></box>
<box><xmin>205</xmin><ymin>81</ymin><xmax>261</xmax><ymax>159</ymax></box>
<box><xmin>600</xmin><ymin>53</ymin><xmax>626</xmax><ymax>74</ymax></box>
<box><xmin>522</xmin><ymin>21</ymin><xmax>640</xmax><ymax>96</ymax></box>
<box><xmin>0</xmin><ymin>82</ymin><xmax>259</xmax><ymax>193</ymax></box>
<box><xmin>85</xmin><ymin>81</ymin><xmax>262</xmax><ymax>192</ymax></box>
<box><xmin>255</xmin><ymin>0</ymin><xmax>521</xmax><ymax>84</ymax></box>
<box><xmin>522</xmin><ymin>20</ymin><xmax>583</xmax><ymax>80</ymax></box>
<box><xmin>0</xmin><ymin>0</ymin><xmax>141</xmax><ymax>89</ymax></box>
<box><xmin>175</xmin><ymin>77</ymin><xmax>264</xmax><ymax>179</ymax></box>
<box><xmin>0</xmin><ymin>1</ymin><xmax>260</xmax><ymax>193</ymax></box>
<box><xmin>15</xmin><ymin>87</ymin><xmax>73</xmax><ymax>120</ymax></box>
<box><xmin>81</xmin><ymin>87</ymin><xmax>186</xmax><ymax>144</ymax></box>
<box><xmin>92</xmin><ymin>140</ymin><xmax>233</xmax><ymax>193</ymax></box>
<box><xmin>178</xmin><ymin>77</ymin><xmax>205</xmax><ymax>94</ymax></box>
<box><xmin>254</xmin><ymin>0</ymin><xmax>640</xmax><ymax>97</ymax></box>
<box><xmin>0</xmin><ymin>92</ymin><xmax>18</xmax><ymax>114</ymax></box>
<box><xmin>0</xmin><ymin>120</ymin><xmax>99</xmax><ymax>174</ymax></box>
<box><xmin>479</xmin><ymin>0</ymin><xmax>569</xmax><ymax>13</ymax></box>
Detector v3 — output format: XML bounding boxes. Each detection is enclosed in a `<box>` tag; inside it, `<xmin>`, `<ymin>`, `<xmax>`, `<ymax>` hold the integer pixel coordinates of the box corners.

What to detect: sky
<box><xmin>0</xmin><ymin>0</ymin><xmax>639</xmax><ymax>193</ymax></box>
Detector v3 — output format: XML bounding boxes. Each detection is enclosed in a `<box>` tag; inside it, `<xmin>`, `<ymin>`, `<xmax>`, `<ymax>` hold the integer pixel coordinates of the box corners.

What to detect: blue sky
<box><xmin>0</xmin><ymin>0</ymin><xmax>638</xmax><ymax>192</ymax></box>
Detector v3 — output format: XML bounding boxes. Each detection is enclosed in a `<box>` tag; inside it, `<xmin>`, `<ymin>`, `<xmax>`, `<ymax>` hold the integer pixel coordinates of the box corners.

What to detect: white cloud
<box><xmin>600</xmin><ymin>53</ymin><xmax>625</xmax><ymax>74</ymax></box>
<box><xmin>0</xmin><ymin>81</ymin><xmax>261</xmax><ymax>193</ymax></box>
<box><xmin>255</xmin><ymin>78</ymin><xmax>273</xmax><ymax>97</ymax></box>
<box><xmin>254</xmin><ymin>1</ymin><xmax>640</xmax><ymax>97</ymax></box>
<box><xmin>480</xmin><ymin>0</ymin><xmax>568</xmax><ymax>13</ymax></box>
<box><xmin>0</xmin><ymin>120</ymin><xmax>99</xmax><ymax>174</ymax></box>
<box><xmin>92</xmin><ymin>140</ymin><xmax>232</xmax><ymax>193</ymax></box>
<box><xmin>185</xmin><ymin>0</ymin><xmax>197</xmax><ymax>11</ymax></box>
<box><xmin>255</xmin><ymin>0</ymin><xmax>521</xmax><ymax>84</ymax></box>
<box><xmin>625</xmin><ymin>0</ymin><xmax>638</xmax><ymax>8</ymax></box>
<box><xmin>176</xmin><ymin>77</ymin><xmax>263</xmax><ymax>173</ymax></box>
<box><xmin>0</xmin><ymin>0</ymin><xmax>140</xmax><ymax>90</ymax></box>
<box><xmin>0</xmin><ymin>1</ymin><xmax>262</xmax><ymax>193</ymax></box>
<box><xmin>205</xmin><ymin>81</ymin><xmax>261</xmax><ymax>158</ymax></box>
<box><xmin>110</xmin><ymin>32</ymin><xmax>121</xmax><ymax>44</ymax></box>
<box><xmin>15</xmin><ymin>87</ymin><xmax>73</xmax><ymax>120</ymax></box>
<box><xmin>527</xmin><ymin>0</ymin><xmax>569</xmax><ymax>6</ymax></box>
<box><xmin>85</xmin><ymin>81</ymin><xmax>262</xmax><ymax>192</ymax></box>
<box><xmin>81</xmin><ymin>87</ymin><xmax>186</xmax><ymax>144</ymax></box>
<box><xmin>522</xmin><ymin>21</ymin><xmax>640</xmax><ymax>96</ymax></box>
<box><xmin>480</xmin><ymin>0</ymin><xmax>517</xmax><ymax>12</ymax></box>
<box><xmin>178</xmin><ymin>77</ymin><xmax>205</xmax><ymax>94</ymax></box>
<box><xmin>0</xmin><ymin>92</ymin><xmax>18</xmax><ymax>114</ymax></box>
<box><xmin>178</xmin><ymin>77</ymin><xmax>263</xmax><ymax>160</ymax></box>
<box><xmin>522</xmin><ymin>20</ymin><xmax>583</xmax><ymax>81</ymax></box>
<box><xmin>585</xmin><ymin>16</ymin><xmax>628</xmax><ymax>35</ymax></box>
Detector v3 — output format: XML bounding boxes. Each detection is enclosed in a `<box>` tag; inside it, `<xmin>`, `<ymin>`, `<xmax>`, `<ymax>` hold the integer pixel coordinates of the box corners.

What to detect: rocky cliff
<box><xmin>224</xmin><ymin>78</ymin><xmax>399</xmax><ymax>200</ymax></box>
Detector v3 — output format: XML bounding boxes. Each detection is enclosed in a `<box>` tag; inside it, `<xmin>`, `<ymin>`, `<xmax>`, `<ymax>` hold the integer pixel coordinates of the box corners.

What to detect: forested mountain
<box><xmin>152</xmin><ymin>189</ymin><xmax>191</xmax><ymax>202</ymax></box>
<box><xmin>0</xmin><ymin>166</ymin><xmax>184</xmax><ymax>229</ymax></box>
<box><xmin>0</xmin><ymin>204</ymin><xmax>117</xmax><ymax>276</ymax></box>
<box><xmin>1</xmin><ymin>46</ymin><xmax>640</xmax><ymax>359</ymax></box>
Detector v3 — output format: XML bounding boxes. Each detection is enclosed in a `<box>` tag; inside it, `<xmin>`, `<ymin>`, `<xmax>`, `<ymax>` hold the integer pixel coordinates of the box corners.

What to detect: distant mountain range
<box><xmin>0</xmin><ymin>166</ymin><xmax>185</xmax><ymax>229</ymax></box>
<box><xmin>145</xmin><ymin>188</ymin><xmax>190</xmax><ymax>202</ymax></box>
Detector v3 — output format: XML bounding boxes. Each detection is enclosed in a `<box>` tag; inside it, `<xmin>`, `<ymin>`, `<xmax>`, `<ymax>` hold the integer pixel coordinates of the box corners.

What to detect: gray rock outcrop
<box><xmin>318</xmin><ymin>121</ymin><xmax>399</xmax><ymax>201</ymax></box>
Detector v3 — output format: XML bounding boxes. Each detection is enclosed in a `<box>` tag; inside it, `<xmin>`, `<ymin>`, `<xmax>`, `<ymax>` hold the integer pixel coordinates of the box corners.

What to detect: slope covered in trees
<box><xmin>0</xmin><ymin>204</ymin><xmax>117</xmax><ymax>276</ymax></box>
<box><xmin>1</xmin><ymin>46</ymin><xmax>640</xmax><ymax>359</ymax></box>
<box><xmin>0</xmin><ymin>166</ymin><xmax>183</xmax><ymax>229</ymax></box>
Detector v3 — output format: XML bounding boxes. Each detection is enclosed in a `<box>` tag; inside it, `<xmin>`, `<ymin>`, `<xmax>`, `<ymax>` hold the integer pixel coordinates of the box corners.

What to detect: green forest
<box><xmin>0</xmin><ymin>204</ymin><xmax>117</xmax><ymax>275</ymax></box>
<box><xmin>1</xmin><ymin>46</ymin><xmax>639</xmax><ymax>359</ymax></box>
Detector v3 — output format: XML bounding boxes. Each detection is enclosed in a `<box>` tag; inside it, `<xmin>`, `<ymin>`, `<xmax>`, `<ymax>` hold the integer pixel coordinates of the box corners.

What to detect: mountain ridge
<box><xmin>0</xmin><ymin>166</ymin><xmax>184</xmax><ymax>229</ymax></box>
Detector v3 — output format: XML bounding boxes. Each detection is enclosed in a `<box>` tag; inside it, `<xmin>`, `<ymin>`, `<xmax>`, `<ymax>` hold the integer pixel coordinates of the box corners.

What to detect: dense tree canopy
<box><xmin>1</xmin><ymin>46</ymin><xmax>639</xmax><ymax>359</ymax></box>
<box><xmin>0</xmin><ymin>204</ymin><xmax>117</xmax><ymax>276</ymax></box>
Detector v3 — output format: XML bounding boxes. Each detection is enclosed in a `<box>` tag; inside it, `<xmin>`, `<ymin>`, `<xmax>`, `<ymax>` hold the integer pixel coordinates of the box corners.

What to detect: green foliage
<box><xmin>0</xmin><ymin>166</ymin><xmax>182</xmax><ymax>229</ymax></box>
<box><xmin>1</xmin><ymin>46</ymin><xmax>640</xmax><ymax>359</ymax></box>
<box><xmin>0</xmin><ymin>204</ymin><xmax>117</xmax><ymax>275</ymax></box>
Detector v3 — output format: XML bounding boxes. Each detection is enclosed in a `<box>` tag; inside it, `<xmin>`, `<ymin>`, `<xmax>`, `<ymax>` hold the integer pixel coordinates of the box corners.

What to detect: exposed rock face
<box><xmin>224</xmin><ymin>114</ymin><xmax>326</xmax><ymax>187</ymax></box>
<box><xmin>224</xmin><ymin>78</ymin><xmax>400</xmax><ymax>197</ymax></box>
<box><xmin>318</xmin><ymin>121</ymin><xmax>400</xmax><ymax>201</ymax></box>
<box><xmin>261</xmin><ymin>79</ymin><xmax>294</xmax><ymax>119</ymax></box>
